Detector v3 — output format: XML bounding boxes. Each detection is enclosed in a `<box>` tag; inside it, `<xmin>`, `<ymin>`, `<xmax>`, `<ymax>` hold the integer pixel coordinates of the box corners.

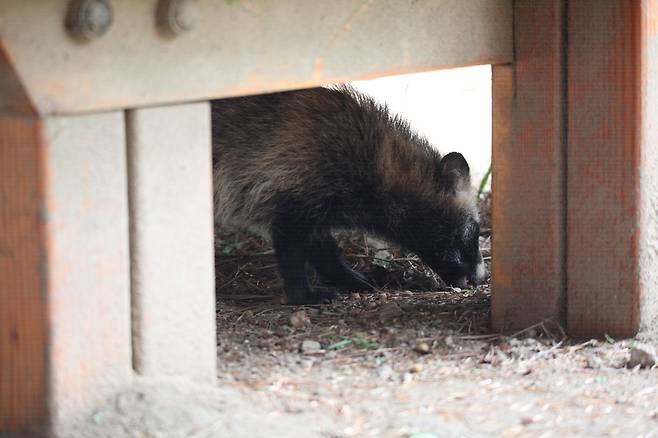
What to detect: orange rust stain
<box><xmin>326</xmin><ymin>0</ymin><xmax>375</xmax><ymax>49</ymax></box>
<box><xmin>311</xmin><ymin>58</ymin><xmax>325</xmax><ymax>82</ymax></box>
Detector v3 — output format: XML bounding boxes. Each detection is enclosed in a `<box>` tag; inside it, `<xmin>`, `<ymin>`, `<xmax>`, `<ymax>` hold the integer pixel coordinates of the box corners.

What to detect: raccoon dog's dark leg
<box><xmin>271</xmin><ymin>223</ymin><xmax>337</xmax><ymax>305</ymax></box>
<box><xmin>306</xmin><ymin>234</ymin><xmax>373</xmax><ymax>293</ymax></box>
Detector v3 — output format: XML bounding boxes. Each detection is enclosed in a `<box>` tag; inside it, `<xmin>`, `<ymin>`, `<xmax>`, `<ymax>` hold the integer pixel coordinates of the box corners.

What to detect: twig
<box><xmin>216</xmin><ymin>271</ymin><xmax>241</xmax><ymax>291</ymax></box>
<box><xmin>509</xmin><ymin>320</ymin><xmax>550</xmax><ymax>339</ymax></box>
<box><xmin>524</xmin><ymin>340</ymin><xmax>564</xmax><ymax>364</ymax></box>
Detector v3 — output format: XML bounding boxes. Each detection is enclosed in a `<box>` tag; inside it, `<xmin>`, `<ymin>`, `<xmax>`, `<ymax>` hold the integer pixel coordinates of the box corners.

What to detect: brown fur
<box><xmin>212</xmin><ymin>87</ymin><xmax>475</xmax><ymax>230</ymax></box>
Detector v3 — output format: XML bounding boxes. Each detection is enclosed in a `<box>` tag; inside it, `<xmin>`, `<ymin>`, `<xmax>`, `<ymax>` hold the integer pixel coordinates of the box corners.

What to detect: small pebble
<box><xmin>627</xmin><ymin>344</ymin><xmax>657</xmax><ymax>369</ymax></box>
<box><xmin>520</xmin><ymin>416</ymin><xmax>534</xmax><ymax>426</ymax></box>
<box><xmin>290</xmin><ymin>310</ymin><xmax>310</xmax><ymax>329</ymax></box>
<box><xmin>516</xmin><ymin>366</ymin><xmax>532</xmax><ymax>376</ymax></box>
<box><xmin>300</xmin><ymin>339</ymin><xmax>322</xmax><ymax>353</ymax></box>
<box><xmin>414</xmin><ymin>341</ymin><xmax>431</xmax><ymax>354</ymax></box>
<box><xmin>410</xmin><ymin>363</ymin><xmax>423</xmax><ymax>373</ymax></box>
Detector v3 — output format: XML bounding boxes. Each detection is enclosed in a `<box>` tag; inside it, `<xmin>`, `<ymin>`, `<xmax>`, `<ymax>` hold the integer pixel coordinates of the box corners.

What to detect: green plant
<box><xmin>477</xmin><ymin>164</ymin><xmax>492</xmax><ymax>198</ymax></box>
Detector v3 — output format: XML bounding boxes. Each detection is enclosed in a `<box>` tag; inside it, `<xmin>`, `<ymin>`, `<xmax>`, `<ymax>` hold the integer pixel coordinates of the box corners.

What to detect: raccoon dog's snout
<box><xmin>439</xmin><ymin>257</ymin><xmax>486</xmax><ymax>289</ymax></box>
<box><xmin>473</xmin><ymin>257</ymin><xmax>487</xmax><ymax>285</ymax></box>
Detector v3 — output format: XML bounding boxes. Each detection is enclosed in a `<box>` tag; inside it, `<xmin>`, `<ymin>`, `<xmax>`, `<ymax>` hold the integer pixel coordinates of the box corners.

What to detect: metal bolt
<box><xmin>157</xmin><ymin>0</ymin><xmax>198</xmax><ymax>36</ymax></box>
<box><xmin>66</xmin><ymin>0</ymin><xmax>113</xmax><ymax>40</ymax></box>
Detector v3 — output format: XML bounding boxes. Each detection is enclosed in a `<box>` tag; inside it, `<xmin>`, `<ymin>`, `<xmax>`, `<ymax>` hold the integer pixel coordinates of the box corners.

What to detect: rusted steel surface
<box><xmin>0</xmin><ymin>116</ymin><xmax>48</xmax><ymax>435</ymax></box>
<box><xmin>491</xmin><ymin>0</ymin><xmax>566</xmax><ymax>331</ymax></box>
<box><xmin>0</xmin><ymin>0</ymin><xmax>512</xmax><ymax>116</ymax></box>
<box><xmin>0</xmin><ymin>112</ymin><xmax>133</xmax><ymax>435</ymax></box>
<box><xmin>567</xmin><ymin>0</ymin><xmax>643</xmax><ymax>338</ymax></box>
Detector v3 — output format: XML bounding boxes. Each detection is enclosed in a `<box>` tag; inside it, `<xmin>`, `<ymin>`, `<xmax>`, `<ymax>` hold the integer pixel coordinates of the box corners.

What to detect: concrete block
<box><xmin>44</xmin><ymin>112</ymin><xmax>134</xmax><ymax>432</ymax></box>
<box><xmin>126</xmin><ymin>102</ymin><xmax>217</xmax><ymax>382</ymax></box>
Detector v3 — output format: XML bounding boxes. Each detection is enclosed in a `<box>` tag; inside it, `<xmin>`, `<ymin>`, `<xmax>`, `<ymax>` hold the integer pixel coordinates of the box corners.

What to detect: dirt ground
<box><xmin>67</xmin><ymin>193</ymin><xmax>658</xmax><ymax>437</ymax></box>
<box><xmin>213</xmin><ymin>296</ymin><xmax>658</xmax><ymax>438</ymax></box>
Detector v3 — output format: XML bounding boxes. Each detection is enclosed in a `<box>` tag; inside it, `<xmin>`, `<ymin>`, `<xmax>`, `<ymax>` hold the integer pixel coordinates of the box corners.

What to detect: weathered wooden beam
<box><xmin>0</xmin><ymin>0</ymin><xmax>512</xmax><ymax>116</ymax></box>
<box><xmin>0</xmin><ymin>116</ymin><xmax>47</xmax><ymax>435</ymax></box>
<box><xmin>126</xmin><ymin>103</ymin><xmax>217</xmax><ymax>382</ymax></box>
<box><xmin>491</xmin><ymin>0</ymin><xmax>566</xmax><ymax>331</ymax></box>
<box><xmin>567</xmin><ymin>0</ymin><xmax>657</xmax><ymax>338</ymax></box>
<box><xmin>0</xmin><ymin>112</ymin><xmax>132</xmax><ymax>435</ymax></box>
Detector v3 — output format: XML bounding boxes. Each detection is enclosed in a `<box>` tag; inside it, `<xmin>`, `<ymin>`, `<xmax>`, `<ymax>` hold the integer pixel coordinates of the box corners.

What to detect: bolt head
<box><xmin>158</xmin><ymin>0</ymin><xmax>198</xmax><ymax>36</ymax></box>
<box><xmin>67</xmin><ymin>0</ymin><xmax>113</xmax><ymax>40</ymax></box>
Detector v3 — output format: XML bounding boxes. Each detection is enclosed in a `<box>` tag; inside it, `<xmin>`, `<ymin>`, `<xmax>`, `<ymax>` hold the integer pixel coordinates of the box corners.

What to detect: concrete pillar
<box><xmin>126</xmin><ymin>102</ymin><xmax>217</xmax><ymax>382</ymax></box>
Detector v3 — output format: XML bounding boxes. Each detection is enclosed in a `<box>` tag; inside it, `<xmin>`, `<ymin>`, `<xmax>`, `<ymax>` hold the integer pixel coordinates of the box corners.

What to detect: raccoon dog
<box><xmin>212</xmin><ymin>86</ymin><xmax>486</xmax><ymax>304</ymax></box>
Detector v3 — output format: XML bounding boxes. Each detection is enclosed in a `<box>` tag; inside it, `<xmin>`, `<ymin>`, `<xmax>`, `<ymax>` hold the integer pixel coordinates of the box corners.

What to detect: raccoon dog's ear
<box><xmin>438</xmin><ymin>152</ymin><xmax>470</xmax><ymax>193</ymax></box>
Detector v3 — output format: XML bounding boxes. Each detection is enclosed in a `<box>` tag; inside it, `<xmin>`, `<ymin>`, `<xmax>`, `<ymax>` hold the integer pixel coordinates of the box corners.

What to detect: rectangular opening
<box><xmin>213</xmin><ymin>69</ymin><xmax>500</xmax><ymax>432</ymax></box>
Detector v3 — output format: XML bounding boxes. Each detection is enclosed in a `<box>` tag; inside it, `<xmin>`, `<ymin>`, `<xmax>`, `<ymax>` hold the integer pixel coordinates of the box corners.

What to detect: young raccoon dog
<box><xmin>212</xmin><ymin>86</ymin><xmax>486</xmax><ymax>304</ymax></box>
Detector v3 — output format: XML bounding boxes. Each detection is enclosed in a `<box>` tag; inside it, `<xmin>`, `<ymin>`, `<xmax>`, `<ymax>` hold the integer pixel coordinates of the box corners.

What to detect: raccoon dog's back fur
<box><xmin>212</xmin><ymin>86</ymin><xmax>485</xmax><ymax>304</ymax></box>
